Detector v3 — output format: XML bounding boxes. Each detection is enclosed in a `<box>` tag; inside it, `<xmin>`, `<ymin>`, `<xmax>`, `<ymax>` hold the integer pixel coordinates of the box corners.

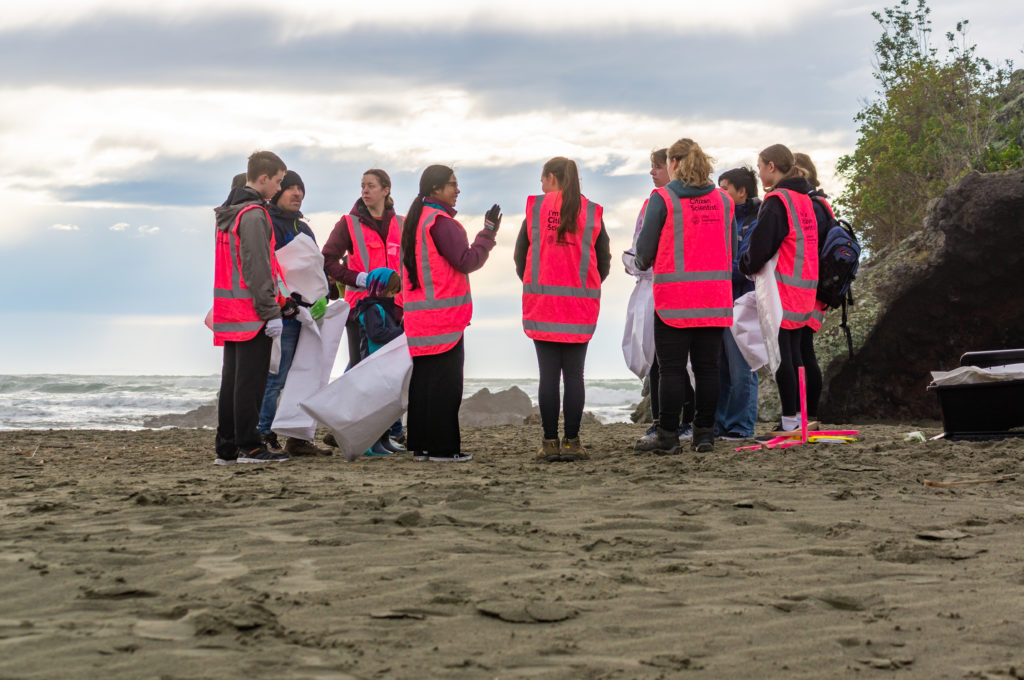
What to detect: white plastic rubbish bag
<box><xmin>299</xmin><ymin>335</ymin><xmax>413</xmax><ymax>461</ymax></box>
<box><xmin>271</xmin><ymin>300</ymin><xmax>349</xmax><ymax>441</ymax></box>
<box><xmin>622</xmin><ymin>277</ymin><xmax>656</xmax><ymax>379</ymax></box>
<box><xmin>730</xmin><ymin>291</ymin><xmax>766</xmax><ymax>372</ymax></box>
<box><xmin>752</xmin><ymin>253</ymin><xmax>782</xmax><ymax>375</ymax></box>
<box><xmin>275</xmin><ymin>233</ymin><xmax>329</xmax><ymax>304</ymax></box>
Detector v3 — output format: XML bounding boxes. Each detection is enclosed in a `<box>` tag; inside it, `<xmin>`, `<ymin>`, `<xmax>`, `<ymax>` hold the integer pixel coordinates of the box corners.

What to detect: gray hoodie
<box><xmin>214</xmin><ymin>186</ymin><xmax>282</xmax><ymax>321</ymax></box>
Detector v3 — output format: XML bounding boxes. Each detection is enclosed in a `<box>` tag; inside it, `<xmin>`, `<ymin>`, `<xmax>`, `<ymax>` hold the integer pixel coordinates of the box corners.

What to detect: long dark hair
<box><xmin>402</xmin><ymin>165</ymin><xmax>454</xmax><ymax>291</ymax></box>
<box><xmin>542</xmin><ymin>156</ymin><xmax>581</xmax><ymax>240</ymax></box>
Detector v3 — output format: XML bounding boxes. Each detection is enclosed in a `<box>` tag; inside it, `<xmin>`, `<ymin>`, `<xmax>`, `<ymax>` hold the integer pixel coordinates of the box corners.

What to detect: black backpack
<box><xmin>812</xmin><ymin>197</ymin><xmax>861</xmax><ymax>356</ymax></box>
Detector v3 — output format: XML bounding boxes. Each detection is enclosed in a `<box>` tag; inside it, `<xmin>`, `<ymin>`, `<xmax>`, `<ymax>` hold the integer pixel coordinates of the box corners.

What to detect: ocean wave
<box><xmin>0</xmin><ymin>374</ymin><xmax>639</xmax><ymax>430</ymax></box>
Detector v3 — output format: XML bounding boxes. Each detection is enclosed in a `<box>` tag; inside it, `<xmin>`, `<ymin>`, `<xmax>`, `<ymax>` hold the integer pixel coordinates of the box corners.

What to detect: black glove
<box><xmin>281</xmin><ymin>297</ymin><xmax>300</xmax><ymax>318</ymax></box>
<box><xmin>484</xmin><ymin>204</ymin><xmax>502</xmax><ymax>233</ymax></box>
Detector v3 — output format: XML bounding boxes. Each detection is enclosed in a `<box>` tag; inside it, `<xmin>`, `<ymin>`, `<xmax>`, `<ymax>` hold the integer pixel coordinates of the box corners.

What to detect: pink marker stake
<box><xmin>798</xmin><ymin>366</ymin><xmax>808</xmax><ymax>444</ymax></box>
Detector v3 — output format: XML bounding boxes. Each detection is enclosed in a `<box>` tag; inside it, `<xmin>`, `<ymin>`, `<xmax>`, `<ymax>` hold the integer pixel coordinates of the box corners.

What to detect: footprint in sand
<box><xmin>193</xmin><ymin>554</ymin><xmax>248</xmax><ymax>584</ymax></box>
<box><xmin>274</xmin><ymin>558</ymin><xmax>330</xmax><ymax>593</ymax></box>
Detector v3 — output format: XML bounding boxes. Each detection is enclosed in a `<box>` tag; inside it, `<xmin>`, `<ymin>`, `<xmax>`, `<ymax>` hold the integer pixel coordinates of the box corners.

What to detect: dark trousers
<box><xmin>775</xmin><ymin>327</ymin><xmax>804</xmax><ymax>416</ymax></box>
<box><xmin>800</xmin><ymin>326</ymin><xmax>821</xmax><ymax>418</ymax></box>
<box><xmin>216</xmin><ymin>331</ymin><xmax>272</xmax><ymax>455</ymax></box>
<box><xmin>406</xmin><ymin>337</ymin><xmax>464</xmax><ymax>456</ymax></box>
<box><xmin>654</xmin><ymin>316</ymin><xmax>721</xmax><ymax>432</ymax></box>
<box><xmin>345</xmin><ymin>318</ymin><xmax>363</xmax><ymax>370</ymax></box>
<box><xmin>649</xmin><ymin>355</ymin><xmax>694</xmax><ymax>425</ymax></box>
<box><xmin>534</xmin><ymin>339</ymin><xmax>588</xmax><ymax>440</ymax></box>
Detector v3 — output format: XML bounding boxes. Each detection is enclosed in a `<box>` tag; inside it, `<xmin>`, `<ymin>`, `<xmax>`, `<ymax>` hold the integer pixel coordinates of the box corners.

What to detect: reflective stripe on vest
<box><xmin>344</xmin><ymin>213</ymin><xmax>404</xmax><ymax>306</ymax></box>
<box><xmin>765</xmin><ymin>189</ymin><xmax>818</xmax><ymax>329</ymax></box>
<box><xmin>212</xmin><ymin>204</ymin><xmax>289</xmax><ymax>345</ymax></box>
<box><xmin>401</xmin><ymin>206</ymin><xmax>473</xmax><ymax>356</ymax></box>
<box><xmin>521</xmin><ymin>192</ymin><xmax>603</xmax><ymax>342</ymax></box>
<box><xmin>807</xmin><ymin>300</ymin><xmax>827</xmax><ymax>332</ymax></box>
<box><xmin>651</xmin><ymin>186</ymin><xmax>734</xmax><ymax>328</ymax></box>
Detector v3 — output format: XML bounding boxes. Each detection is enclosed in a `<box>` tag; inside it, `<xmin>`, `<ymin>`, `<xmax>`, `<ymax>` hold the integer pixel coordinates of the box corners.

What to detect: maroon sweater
<box><xmin>322</xmin><ymin>199</ymin><xmax>398</xmax><ymax>288</ymax></box>
<box><xmin>422</xmin><ymin>200</ymin><xmax>496</xmax><ymax>274</ymax></box>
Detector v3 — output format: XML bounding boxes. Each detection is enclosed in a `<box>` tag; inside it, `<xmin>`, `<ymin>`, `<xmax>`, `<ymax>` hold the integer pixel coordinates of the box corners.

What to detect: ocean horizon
<box><xmin>0</xmin><ymin>373</ymin><xmax>643</xmax><ymax>431</ymax></box>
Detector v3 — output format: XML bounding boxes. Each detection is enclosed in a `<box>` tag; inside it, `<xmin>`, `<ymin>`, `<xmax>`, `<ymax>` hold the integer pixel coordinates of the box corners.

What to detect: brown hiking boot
<box><xmin>285</xmin><ymin>437</ymin><xmax>332</xmax><ymax>457</ymax></box>
<box><xmin>536</xmin><ymin>438</ymin><xmax>561</xmax><ymax>462</ymax></box>
<box><xmin>561</xmin><ymin>437</ymin><xmax>588</xmax><ymax>461</ymax></box>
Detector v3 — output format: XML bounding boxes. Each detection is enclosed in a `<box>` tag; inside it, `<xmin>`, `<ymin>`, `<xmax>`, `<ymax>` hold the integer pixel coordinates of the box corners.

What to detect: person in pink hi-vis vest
<box><xmin>514</xmin><ymin>157</ymin><xmax>611</xmax><ymax>462</ymax></box>
<box><xmin>400</xmin><ymin>165</ymin><xmax>501</xmax><ymax>463</ymax></box>
<box><xmin>633</xmin><ymin>138</ymin><xmax>736</xmax><ymax>455</ymax></box>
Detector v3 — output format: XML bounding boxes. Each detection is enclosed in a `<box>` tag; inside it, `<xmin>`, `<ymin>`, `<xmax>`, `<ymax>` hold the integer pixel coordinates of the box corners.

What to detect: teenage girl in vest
<box><xmin>401</xmin><ymin>165</ymin><xmax>501</xmax><ymax>462</ymax></box>
<box><xmin>792</xmin><ymin>152</ymin><xmax>836</xmax><ymax>425</ymax></box>
<box><xmin>514</xmin><ymin>157</ymin><xmax>611</xmax><ymax>462</ymax></box>
<box><xmin>629</xmin><ymin>149</ymin><xmax>698</xmax><ymax>449</ymax></box>
<box><xmin>633</xmin><ymin>139</ymin><xmax>736</xmax><ymax>454</ymax></box>
<box><xmin>322</xmin><ymin>169</ymin><xmax>404</xmax><ymax>370</ymax></box>
<box><xmin>739</xmin><ymin>144</ymin><xmax>819</xmax><ymax>433</ymax></box>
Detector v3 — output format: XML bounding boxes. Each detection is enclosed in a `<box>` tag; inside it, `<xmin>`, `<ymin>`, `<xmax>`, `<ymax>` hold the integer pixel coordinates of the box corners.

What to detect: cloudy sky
<box><xmin>2</xmin><ymin>0</ymin><xmax>1020</xmax><ymax>378</ymax></box>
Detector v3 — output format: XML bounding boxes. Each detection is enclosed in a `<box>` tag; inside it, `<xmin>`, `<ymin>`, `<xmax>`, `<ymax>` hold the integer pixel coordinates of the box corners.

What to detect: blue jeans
<box><xmin>257</xmin><ymin>321</ymin><xmax>301</xmax><ymax>435</ymax></box>
<box><xmin>714</xmin><ymin>329</ymin><xmax>758</xmax><ymax>437</ymax></box>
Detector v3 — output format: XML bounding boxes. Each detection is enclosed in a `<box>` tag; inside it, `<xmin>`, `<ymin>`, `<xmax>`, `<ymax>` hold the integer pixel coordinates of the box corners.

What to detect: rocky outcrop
<box><xmin>459</xmin><ymin>386</ymin><xmax>538</xmax><ymax>426</ymax></box>
<box><xmin>818</xmin><ymin>168</ymin><xmax>1024</xmax><ymax>420</ymax></box>
<box><xmin>143</xmin><ymin>402</ymin><xmax>217</xmax><ymax>428</ymax></box>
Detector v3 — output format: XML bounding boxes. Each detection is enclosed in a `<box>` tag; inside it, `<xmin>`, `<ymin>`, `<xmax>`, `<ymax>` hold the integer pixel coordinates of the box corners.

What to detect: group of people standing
<box><xmin>211</xmin><ymin>139</ymin><xmax>835</xmax><ymax>465</ymax></box>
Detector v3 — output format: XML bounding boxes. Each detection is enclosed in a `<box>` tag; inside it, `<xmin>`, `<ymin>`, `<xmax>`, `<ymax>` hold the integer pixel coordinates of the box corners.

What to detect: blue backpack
<box><xmin>812</xmin><ymin>197</ymin><xmax>862</xmax><ymax>356</ymax></box>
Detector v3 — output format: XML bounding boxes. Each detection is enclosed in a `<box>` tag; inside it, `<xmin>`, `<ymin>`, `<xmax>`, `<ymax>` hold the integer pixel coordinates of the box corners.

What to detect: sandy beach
<box><xmin>3</xmin><ymin>422</ymin><xmax>1024</xmax><ymax>679</ymax></box>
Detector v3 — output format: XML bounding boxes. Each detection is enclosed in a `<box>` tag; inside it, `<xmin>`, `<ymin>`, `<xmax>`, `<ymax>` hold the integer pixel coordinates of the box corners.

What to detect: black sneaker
<box><xmin>237</xmin><ymin>447</ymin><xmax>289</xmax><ymax>463</ymax></box>
<box><xmin>262</xmin><ymin>432</ymin><xmax>283</xmax><ymax>453</ymax></box>
<box><xmin>322</xmin><ymin>432</ymin><xmax>338</xmax><ymax>448</ymax></box>
<box><xmin>214</xmin><ymin>455</ymin><xmax>237</xmax><ymax>466</ymax></box>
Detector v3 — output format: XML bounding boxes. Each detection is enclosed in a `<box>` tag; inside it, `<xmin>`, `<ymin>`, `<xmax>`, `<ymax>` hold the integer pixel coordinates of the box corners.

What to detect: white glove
<box><xmin>264</xmin><ymin>318</ymin><xmax>283</xmax><ymax>338</ymax></box>
<box><xmin>622</xmin><ymin>250</ymin><xmax>638</xmax><ymax>276</ymax></box>
<box><xmin>355</xmin><ymin>271</ymin><xmax>368</xmax><ymax>288</ymax></box>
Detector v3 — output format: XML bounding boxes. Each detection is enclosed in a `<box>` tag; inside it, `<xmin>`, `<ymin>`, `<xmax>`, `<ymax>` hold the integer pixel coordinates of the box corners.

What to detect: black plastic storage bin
<box><xmin>927</xmin><ymin>349</ymin><xmax>1024</xmax><ymax>440</ymax></box>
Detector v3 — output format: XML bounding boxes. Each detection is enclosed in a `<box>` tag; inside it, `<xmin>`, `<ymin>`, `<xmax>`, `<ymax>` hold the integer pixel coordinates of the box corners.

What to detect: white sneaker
<box><xmin>427</xmin><ymin>453</ymin><xmax>473</xmax><ymax>462</ymax></box>
<box><xmin>677</xmin><ymin>424</ymin><xmax>693</xmax><ymax>442</ymax></box>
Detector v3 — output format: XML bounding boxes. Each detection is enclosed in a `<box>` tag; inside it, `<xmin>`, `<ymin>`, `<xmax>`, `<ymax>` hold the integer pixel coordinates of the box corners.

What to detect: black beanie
<box><xmin>272</xmin><ymin>170</ymin><xmax>305</xmax><ymax>204</ymax></box>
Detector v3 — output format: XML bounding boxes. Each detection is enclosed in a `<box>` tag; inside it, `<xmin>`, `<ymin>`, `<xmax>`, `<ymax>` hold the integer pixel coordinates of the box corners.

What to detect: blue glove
<box><xmin>366</xmin><ymin>267</ymin><xmax>396</xmax><ymax>290</ymax></box>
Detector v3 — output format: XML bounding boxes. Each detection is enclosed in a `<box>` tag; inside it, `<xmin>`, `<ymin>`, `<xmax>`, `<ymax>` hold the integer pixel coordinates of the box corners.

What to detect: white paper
<box><xmin>930</xmin><ymin>363</ymin><xmax>1024</xmax><ymax>386</ymax></box>
<box><xmin>299</xmin><ymin>335</ymin><xmax>413</xmax><ymax>461</ymax></box>
<box><xmin>271</xmin><ymin>300</ymin><xmax>349</xmax><ymax>441</ymax></box>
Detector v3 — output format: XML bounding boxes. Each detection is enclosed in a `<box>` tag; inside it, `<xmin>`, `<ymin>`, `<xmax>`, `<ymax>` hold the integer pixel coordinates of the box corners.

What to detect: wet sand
<box><xmin>2</xmin><ymin>423</ymin><xmax>1024</xmax><ymax>679</ymax></box>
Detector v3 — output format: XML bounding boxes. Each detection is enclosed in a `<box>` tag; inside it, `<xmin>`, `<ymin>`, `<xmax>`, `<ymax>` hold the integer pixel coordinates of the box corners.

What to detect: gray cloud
<box><xmin>1</xmin><ymin>10</ymin><xmax>879</xmax><ymax>130</ymax></box>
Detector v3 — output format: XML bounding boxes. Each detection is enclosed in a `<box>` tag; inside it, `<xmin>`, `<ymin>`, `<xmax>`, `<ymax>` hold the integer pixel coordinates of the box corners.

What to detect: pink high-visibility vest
<box><xmin>807</xmin><ymin>196</ymin><xmax>837</xmax><ymax>332</ymax></box>
<box><xmin>651</xmin><ymin>186</ymin><xmax>734</xmax><ymax>328</ymax></box>
<box><xmin>342</xmin><ymin>213</ymin><xmax>404</xmax><ymax>308</ymax></box>
<box><xmin>212</xmin><ymin>204</ymin><xmax>289</xmax><ymax>346</ymax></box>
<box><xmin>401</xmin><ymin>206</ymin><xmax>473</xmax><ymax>357</ymax></box>
<box><xmin>766</xmin><ymin>189</ymin><xmax>819</xmax><ymax>330</ymax></box>
<box><xmin>521</xmin><ymin>192</ymin><xmax>603</xmax><ymax>343</ymax></box>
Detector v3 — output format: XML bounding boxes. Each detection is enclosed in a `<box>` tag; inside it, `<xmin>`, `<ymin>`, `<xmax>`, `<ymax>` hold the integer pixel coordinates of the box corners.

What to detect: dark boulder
<box><xmin>459</xmin><ymin>386</ymin><xmax>538</xmax><ymax>426</ymax></box>
<box><xmin>818</xmin><ymin>168</ymin><xmax>1024</xmax><ymax>420</ymax></box>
